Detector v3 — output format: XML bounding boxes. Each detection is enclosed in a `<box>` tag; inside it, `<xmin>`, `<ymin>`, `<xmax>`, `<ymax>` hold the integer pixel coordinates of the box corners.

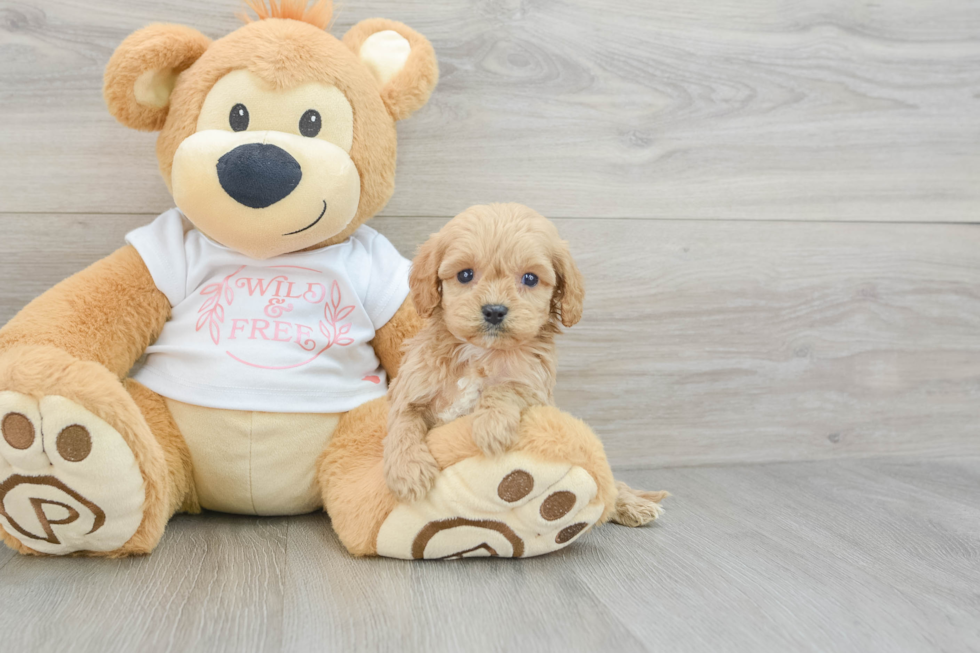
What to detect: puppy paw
<box><xmin>609</xmin><ymin>481</ymin><xmax>669</xmax><ymax>527</ymax></box>
<box><xmin>472</xmin><ymin>405</ymin><xmax>521</xmax><ymax>456</ymax></box>
<box><xmin>383</xmin><ymin>442</ymin><xmax>441</xmax><ymax>504</ymax></box>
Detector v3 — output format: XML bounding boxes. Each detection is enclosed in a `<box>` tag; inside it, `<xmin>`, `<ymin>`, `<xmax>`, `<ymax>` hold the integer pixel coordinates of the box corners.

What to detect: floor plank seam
<box><xmin>279</xmin><ymin>519</ymin><xmax>289</xmax><ymax>653</ymax></box>
<box><xmin>611</xmin><ymin>451</ymin><xmax>980</xmax><ymax>473</ymax></box>
<box><xmin>1</xmin><ymin>211</ymin><xmax>979</xmax><ymax>227</ymax></box>
<box><xmin>571</xmin><ymin>563</ymin><xmax>659</xmax><ymax>652</ymax></box>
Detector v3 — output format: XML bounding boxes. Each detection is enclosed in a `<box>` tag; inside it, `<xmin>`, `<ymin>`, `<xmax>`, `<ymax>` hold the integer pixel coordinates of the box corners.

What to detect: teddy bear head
<box><xmin>104</xmin><ymin>0</ymin><xmax>438</xmax><ymax>259</ymax></box>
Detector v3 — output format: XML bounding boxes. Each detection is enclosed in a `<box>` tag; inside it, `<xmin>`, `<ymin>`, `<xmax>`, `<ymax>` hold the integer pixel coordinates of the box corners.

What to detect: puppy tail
<box><xmin>610</xmin><ymin>480</ymin><xmax>670</xmax><ymax>527</ymax></box>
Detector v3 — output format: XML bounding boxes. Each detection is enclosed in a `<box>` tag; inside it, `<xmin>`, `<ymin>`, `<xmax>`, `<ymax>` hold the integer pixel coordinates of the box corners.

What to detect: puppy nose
<box><xmin>482</xmin><ymin>304</ymin><xmax>508</xmax><ymax>326</ymax></box>
<box><xmin>217</xmin><ymin>143</ymin><xmax>302</xmax><ymax>209</ymax></box>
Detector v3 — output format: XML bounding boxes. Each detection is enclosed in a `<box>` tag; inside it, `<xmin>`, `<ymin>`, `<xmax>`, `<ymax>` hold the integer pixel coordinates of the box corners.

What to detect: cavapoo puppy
<box><xmin>383</xmin><ymin>203</ymin><xmax>666</xmax><ymax>526</ymax></box>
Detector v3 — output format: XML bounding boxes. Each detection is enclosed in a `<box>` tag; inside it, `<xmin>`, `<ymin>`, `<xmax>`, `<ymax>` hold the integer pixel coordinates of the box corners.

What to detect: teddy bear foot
<box><xmin>376</xmin><ymin>452</ymin><xmax>605</xmax><ymax>559</ymax></box>
<box><xmin>0</xmin><ymin>391</ymin><xmax>146</xmax><ymax>555</ymax></box>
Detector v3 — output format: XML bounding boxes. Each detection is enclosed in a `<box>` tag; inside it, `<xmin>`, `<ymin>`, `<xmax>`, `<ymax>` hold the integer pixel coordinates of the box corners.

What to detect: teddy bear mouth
<box><xmin>283</xmin><ymin>200</ymin><xmax>328</xmax><ymax>236</ymax></box>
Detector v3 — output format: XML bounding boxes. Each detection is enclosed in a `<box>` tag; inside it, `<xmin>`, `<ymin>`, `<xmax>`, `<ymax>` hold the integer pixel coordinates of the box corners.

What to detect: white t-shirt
<box><xmin>125</xmin><ymin>209</ymin><xmax>410</xmax><ymax>413</ymax></box>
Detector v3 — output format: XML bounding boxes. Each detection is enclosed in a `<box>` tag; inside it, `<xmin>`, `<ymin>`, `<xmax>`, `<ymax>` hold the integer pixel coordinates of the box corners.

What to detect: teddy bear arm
<box><xmin>0</xmin><ymin>245</ymin><xmax>170</xmax><ymax>377</ymax></box>
<box><xmin>369</xmin><ymin>295</ymin><xmax>423</xmax><ymax>379</ymax></box>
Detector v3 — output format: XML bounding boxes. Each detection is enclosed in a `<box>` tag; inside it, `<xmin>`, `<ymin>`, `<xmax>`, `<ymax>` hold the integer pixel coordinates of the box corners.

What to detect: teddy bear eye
<box><xmin>457</xmin><ymin>269</ymin><xmax>474</xmax><ymax>284</ymax></box>
<box><xmin>299</xmin><ymin>109</ymin><xmax>322</xmax><ymax>137</ymax></box>
<box><xmin>229</xmin><ymin>103</ymin><xmax>249</xmax><ymax>132</ymax></box>
<box><xmin>522</xmin><ymin>273</ymin><xmax>539</xmax><ymax>287</ymax></box>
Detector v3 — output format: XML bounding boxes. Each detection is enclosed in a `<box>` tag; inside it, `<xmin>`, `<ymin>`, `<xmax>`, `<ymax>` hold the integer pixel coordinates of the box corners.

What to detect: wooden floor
<box><xmin>1</xmin><ymin>0</ymin><xmax>978</xmax><ymax>467</ymax></box>
<box><xmin>0</xmin><ymin>0</ymin><xmax>978</xmax><ymax>650</ymax></box>
<box><xmin>0</xmin><ymin>457</ymin><xmax>976</xmax><ymax>653</ymax></box>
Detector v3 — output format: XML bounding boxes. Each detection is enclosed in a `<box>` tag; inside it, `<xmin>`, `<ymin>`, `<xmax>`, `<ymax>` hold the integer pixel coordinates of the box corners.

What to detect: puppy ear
<box><xmin>343</xmin><ymin>19</ymin><xmax>439</xmax><ymax>121</ymax></box>
<box><xmin>104</xmin><ymin>24</ymin><xmax>211</xmax><ymax>132</ymax></box>
<box><xmin>409</xmin><ymin>234</ymin><xmax>444</xmax><ymax>319</ymax></box>
<box><xmin>553</xmin><ymin>241</ymin><xmax>585</xmax><ymax>327</ymax></box>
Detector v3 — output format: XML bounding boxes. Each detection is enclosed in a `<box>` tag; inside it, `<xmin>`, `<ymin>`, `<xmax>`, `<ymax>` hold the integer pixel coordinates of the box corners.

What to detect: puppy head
<box><xmin>410</xmin><ymin>204</ymin><xmax>585</xmax><ymax>349</ymax></box>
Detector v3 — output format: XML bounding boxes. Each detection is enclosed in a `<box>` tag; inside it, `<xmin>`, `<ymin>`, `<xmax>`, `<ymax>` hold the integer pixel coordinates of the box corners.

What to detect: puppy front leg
<box><xmin>383</xmin><ymin>404</ymin><xmax>440</xmax><ymax>503</ymax></box>
<box><xmin>472</xmin><ymin>384</ymin><xmax>542</xmax><ymax>456</ymax></box>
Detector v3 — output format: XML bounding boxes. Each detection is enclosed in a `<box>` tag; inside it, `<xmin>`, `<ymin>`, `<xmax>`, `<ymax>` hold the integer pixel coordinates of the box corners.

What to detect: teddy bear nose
<box><xmin>482</xmin><ymin>304</ymin><xmax>509</xmax><ymax>326</ymax></box>
<box><xmin>216</xmin><ymin>143</ymin><xmax>302</xmax><ymax>209</ymax></box>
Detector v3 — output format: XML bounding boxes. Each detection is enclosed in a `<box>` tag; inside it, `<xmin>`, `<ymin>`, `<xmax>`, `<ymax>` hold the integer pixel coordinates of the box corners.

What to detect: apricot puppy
<box><xmin>383</xmin><ymin>203</ymin><xmax>585</xmax><ymax>502</ymax></box>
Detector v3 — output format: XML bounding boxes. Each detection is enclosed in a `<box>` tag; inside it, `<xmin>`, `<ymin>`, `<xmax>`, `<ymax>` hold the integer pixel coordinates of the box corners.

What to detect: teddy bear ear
<box><xmin>343</xmin><ymin>19</ymin><xmax>439</xmax><ymax>121</ymax></box>
<box><xmin>104</xmin><ymin>24</ymin><xmax>211</xmax><ymax>132</ymax></box>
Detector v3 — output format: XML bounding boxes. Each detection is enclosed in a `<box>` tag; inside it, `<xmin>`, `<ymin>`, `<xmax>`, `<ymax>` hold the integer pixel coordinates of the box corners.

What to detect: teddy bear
<box><xmin>0</xmin><ymin>0</ymin><xmax>662</xmax><ymax>560</ymax></box>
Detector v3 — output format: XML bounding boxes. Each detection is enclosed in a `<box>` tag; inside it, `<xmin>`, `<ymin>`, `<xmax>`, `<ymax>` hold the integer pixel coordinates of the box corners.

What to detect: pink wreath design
<box><xmin>196</xmin><ymin>266</ymin><xmax>245</xmax><ymax>345</ymax></box>
<box><xmin>225</xmin><ymin>280</ymin><xmax>355</xmax><ymax>370</ymax></box>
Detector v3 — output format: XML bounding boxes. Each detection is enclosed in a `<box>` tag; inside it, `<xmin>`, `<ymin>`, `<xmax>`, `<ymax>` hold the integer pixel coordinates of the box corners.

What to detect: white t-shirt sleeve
<box><xmin>124</xmin><ymin>209</ymin><xmax>190</xmax><ymax>307</ymax></box>
<box><xmin>361</xmin><ymin>229</ymin><xmax>411</xmax><ymax>329</ymax></box>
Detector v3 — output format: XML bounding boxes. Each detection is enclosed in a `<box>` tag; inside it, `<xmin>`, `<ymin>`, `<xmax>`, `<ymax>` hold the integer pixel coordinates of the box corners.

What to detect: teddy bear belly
<box><xmin>165</xmin><ymin>399</ymin><xmax>341</xmax><ymax>516</ymax></box>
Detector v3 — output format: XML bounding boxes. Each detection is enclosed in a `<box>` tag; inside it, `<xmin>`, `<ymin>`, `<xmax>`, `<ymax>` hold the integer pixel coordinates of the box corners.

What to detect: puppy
<box><xmin>383</xmin><ymin>203</ymin><xmax>576</xmax><ymax>502</ymax></box>
<box><xmin>383</xmin><ymin>204</ymin><xmax>668</xmax><ymax>528</ymax></box>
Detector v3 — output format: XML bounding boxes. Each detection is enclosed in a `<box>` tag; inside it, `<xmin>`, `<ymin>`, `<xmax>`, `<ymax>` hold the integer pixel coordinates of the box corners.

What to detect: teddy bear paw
<box><xmin>0</xmin><ymin>391</ymin><xmax>145</xmax><ymax>555</ymax></box>
<box><xmin>376</xmin><ymin>452</ymin><xmax>605</xmax><ymax>559</ymax></box>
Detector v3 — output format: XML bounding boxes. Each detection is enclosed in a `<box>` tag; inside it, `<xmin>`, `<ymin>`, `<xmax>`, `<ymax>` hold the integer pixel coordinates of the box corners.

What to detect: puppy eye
<box><xmin>457</xmin><ymin>269</ymin><xmax>474</xmax><ymax>284</ymax></box>
<box><xmin>229</xmin><ymin>104</ymin><xmax>249</xmax><ymax>132</ymax></box>
<box><xmin>299</xmin><ymin>109</ymin><xmax>322</xmax><ymax>137</ymax></box>
<box><xmin>522</xmin><ymin>273</ymin><xmax>539</xmax><ymax>287</ymax></box>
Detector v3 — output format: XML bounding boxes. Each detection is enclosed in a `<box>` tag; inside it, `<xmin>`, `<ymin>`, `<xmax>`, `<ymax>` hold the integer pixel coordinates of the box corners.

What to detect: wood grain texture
<box><xmin>1</xmin><ymin>457</ymin><xmax>978</xmax><ymax>652</ymax></box>
<box><xmin>0</xmin><ymin>514</ymin><xmax>288</xmax><ymax>652</ymax></box>
<box><xmin>1</xmin><ymin>0</ymin><xmax>979</xmax><ymax>219</ymax></box>
<box><xmin>2</xmin><ymin>214</ymin><xmax>978</xmax><ymax>467</ymax></box>
<box><xmin>280</xmin><ymin>516</ymin><xmax>648</xmax><ymax>652</ymax></box>
<box><xmin>1</xmin><ymin>2</ymin><xmax>977</xmax><ymax>651</ymax></box>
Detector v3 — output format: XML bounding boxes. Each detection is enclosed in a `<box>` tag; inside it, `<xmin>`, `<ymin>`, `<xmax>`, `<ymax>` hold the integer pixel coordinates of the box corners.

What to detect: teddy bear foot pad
<box><xmin>0</xmin><ymin>391</ymin><xmax>145</xmax><ymax>555</ymax></box>
<box><xmin>377</xmin><ymin>453</ymin><xmax>605</xmax><ymax>559</ymax></box>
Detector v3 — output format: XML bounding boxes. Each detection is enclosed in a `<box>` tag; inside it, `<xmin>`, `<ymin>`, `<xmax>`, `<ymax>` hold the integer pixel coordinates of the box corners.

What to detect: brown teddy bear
<box><xmin>0</xmin><ymin>0</ymin><xmax>662</xmax><ymax>559</ymax></box>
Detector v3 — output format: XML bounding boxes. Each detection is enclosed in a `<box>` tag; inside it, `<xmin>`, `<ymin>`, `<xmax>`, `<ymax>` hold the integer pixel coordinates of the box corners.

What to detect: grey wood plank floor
<box><xmin>1</xmin><ymin>1</ymin><xmax>978</xmax><ymax>651</ymax></box>
<box><xmin>0</xmin><ymin>456</ymin><xmax>976</xmax><ymax>652</ymax></box>
<box><xmin>4</xmin><ymin>214</ymin><xmax>979</xmax><ymax>466</ymax></box>
<box><xmin>1</xmin><ymin>0</ymin><xmax>979</xmax><ymax>220</ymax></box>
